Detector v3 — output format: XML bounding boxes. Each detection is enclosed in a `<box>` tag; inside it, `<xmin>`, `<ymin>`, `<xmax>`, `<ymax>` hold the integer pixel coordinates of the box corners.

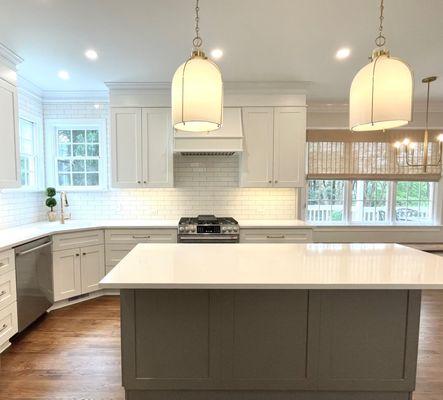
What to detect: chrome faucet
<box><xmin>60</xmin><ymin>191</ymin><xmax>70</xmax><ymax>224</ymax></box>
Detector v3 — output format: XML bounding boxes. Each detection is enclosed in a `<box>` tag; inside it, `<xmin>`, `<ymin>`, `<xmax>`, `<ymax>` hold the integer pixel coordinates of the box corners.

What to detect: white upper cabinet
<box><xmin>240</xmin><ymin>106</ymin><xmax>306</xmax><ymax>188</ymax></box>
<box><xmin>0</xmin><ymin>77</ymin><xmax>20</xmax><ymax>188</ymax></box>
<box><xmin>111</xmin><ymin>107</ymin><xmax>143</xmax><ymax>188</ymax></box>
<box><xmin>273</xmin><ymin>107</ymin><xmax>306</xmax><ymax>187</ymax></box>
<box><xmin>142</xmin><ymin>108</ymin><xmax>173</xmax><ymax>187</ymax></box>
<box><xmin>111</xmin><ymin>107</ymin><xmax>173</xmax><ymax>188</ymax></box>
<box><xmin>240</xmin><ymin>108</ymin><xmax>274</xmax><ymax>187</ymax></box>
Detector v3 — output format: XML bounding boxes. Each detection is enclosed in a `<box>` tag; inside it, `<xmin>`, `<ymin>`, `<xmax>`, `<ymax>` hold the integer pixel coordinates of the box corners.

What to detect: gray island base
<box><xmin>120</xmin><ymin>289</ymin><xmax>421</xmax><ymax>400</ymax></box>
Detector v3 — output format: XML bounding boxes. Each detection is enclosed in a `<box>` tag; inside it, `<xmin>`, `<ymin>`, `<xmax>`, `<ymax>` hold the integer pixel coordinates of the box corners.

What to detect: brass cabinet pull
<box><xmin>132</xmin><ymin>235</ymin><xmax>151</xmax><ymax>239</ymax></box>
<box><xmin>137</xmin><ymin>181</ymin><xmax>141</xmax><ymax>184</ymax></box>
<box><xmin>266</xmin><ymin>235</ymin><xmax>285</xmax><ymax>239</ymax></box>
<box><xmin>82</xmin><ymin>253</ymin><xmax>86</xmax><ymax>256</ymax></box>
<box><xmin>143</xmin><ymin>181</ymin><xmax>147</xmax><ymax>184</ymax></box>
<box><xmin>76</xmin><ymin>253</ymin><xmax>80</xmax><ymax>257</ymax></box>
<box><xmin>268</xmin><ymin>180</ymin><xmax>272</xmax><ymax>184</ymax></box>
<box><xmin>274</xmin><ymin>180</ymin><xmax>278</xmax><ymax>183</ymax></box>
<box><xmin>0</xmin><ymin>262</ymin><xmax>5</xmax><ymax>268</ymax></box>
<box><xmin>0</xmin><ymin>323</ymin><xmax>7</xmax><ymax>333</ymax></box>
<box><xmin>0</xmin><ymin>290</ymin><xmax>6</xmax><ymax>297</ymax></box>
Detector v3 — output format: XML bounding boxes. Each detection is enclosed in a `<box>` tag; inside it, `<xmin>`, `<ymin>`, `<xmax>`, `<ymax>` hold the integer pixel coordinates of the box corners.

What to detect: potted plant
<box><xmin>46</xmin><ymin>187</ymin><xmax>57</xmax><ymax>222</ymax></box>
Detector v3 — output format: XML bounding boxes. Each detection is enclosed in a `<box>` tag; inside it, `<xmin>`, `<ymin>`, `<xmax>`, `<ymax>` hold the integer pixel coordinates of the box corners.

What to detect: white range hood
<box><xmin>173</xmin><ymin>108</ymin><xmax>243</xmax><ymax>155</ymax></box>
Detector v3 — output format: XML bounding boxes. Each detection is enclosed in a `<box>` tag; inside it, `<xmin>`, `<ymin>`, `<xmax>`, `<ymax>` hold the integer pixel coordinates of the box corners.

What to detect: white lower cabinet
<box><xmin>0</xmin><ymin>249</ymin><xmax>17</xmax><ymax>353</ymax></box>
<box><xmin>53</xmin><ymin>245</ymin><xmax>105</xmax><ymax>302</ymax></box>
<box><xmin>240</xmin><ymin>228</ymin><xmax>313</xmax><ymax>243</ymax></box>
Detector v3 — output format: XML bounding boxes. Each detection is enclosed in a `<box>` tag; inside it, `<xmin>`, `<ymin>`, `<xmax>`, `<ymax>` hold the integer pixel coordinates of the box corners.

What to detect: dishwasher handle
<box><xmin>16</xmin><ymin>241</ymin><xmax>52</xmax><ymax>257</ymax></box>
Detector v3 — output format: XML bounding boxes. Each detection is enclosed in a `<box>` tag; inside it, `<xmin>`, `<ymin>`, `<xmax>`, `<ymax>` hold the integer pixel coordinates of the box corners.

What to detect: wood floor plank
<box><xmin>0</xmin><ymin>291</ymin><xmax>442</xmax><ymax>399</ymax></box>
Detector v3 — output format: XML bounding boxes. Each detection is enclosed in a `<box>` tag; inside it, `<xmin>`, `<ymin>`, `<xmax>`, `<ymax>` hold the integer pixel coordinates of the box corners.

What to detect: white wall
<box><xmin>41</xmin><ymin>101</ymin><xmax>298</xmax><ymax>221</ymax></box>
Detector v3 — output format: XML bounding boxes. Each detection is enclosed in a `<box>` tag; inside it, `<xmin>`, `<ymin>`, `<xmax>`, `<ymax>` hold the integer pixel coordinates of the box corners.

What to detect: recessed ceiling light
<box><xmin>210</xmin><ymin>49</ymin><xmax>223</xmax><ymax>59</ymax></box>
<box><xmin>335</xmin><ymin>47</ymin><xmax>351</xmax><ymax>60</ymax></box>
<box><xmin>57</xmin><ymin>70</ymin><xmax>70</xmax><ymax>80</ymax></box>
<box><xmin>85</xmin><ymin>49</ymin><xmax>98</xmax><ymax>60</ymax></box>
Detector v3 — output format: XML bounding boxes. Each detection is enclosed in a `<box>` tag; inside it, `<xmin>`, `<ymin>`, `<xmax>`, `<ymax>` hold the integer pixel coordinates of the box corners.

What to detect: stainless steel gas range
<box><xmin>177</xmin><ymin>215</ymin><xmax>239</xmax><ymax>243</ymax></box>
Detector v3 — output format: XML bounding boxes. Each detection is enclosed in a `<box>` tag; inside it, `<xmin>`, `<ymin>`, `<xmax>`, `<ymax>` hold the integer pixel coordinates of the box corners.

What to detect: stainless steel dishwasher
<box><xmin>14</xmin><ymin>237</ymin><xmax>53</xmax><ymax>332</ymax></box>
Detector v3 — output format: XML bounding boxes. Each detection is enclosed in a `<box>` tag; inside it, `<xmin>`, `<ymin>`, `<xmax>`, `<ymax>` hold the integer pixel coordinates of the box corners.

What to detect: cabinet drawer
<box><xmin>52</xmin><ymin>230</ymin><xmax>104</xmax><ymax>251</ymax></box>
<box><xmin>240</xmin><ymin>228</ymin><xmax>313</xmax><ymax>243</ymax></box>
<box><xmin>105</xmin><ymin>229</ymin><xmax>176</xmax><ymax>245</ymax></box>
<box><xmin>0</xmin><ymin>249</ymin><xmax>14</xmax><ymax>275</ymax></box>
<box><xmin>0</xmin><ymin>301</ymin><xmax>18</xmax><ymax>346</ymax></box>
<box><xmin>0</xmin><ymin>270</ymin><xmax>17</xmax><ymax>311</ymax></box>
<box><xmin>105</xmin><ymin>244</ymin><xmax>135</xmax><ymax>267</ymax></box>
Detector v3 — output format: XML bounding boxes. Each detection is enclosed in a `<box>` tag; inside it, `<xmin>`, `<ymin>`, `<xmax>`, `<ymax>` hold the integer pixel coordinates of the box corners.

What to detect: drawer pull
<box><xmin>0</xmin><ymin>290</ymin><xmax>6</xmax><ymax>297</ymax></box>
<box><xmin>132</xmin><ymin>235</ymin><xmax>151</xmax><ymax>239</ymax></box>
<box><xmin>266</xmin><ymin>235</ymin><xmax>285</xmax><ymax>239</ymax></box>
<box><xmin>0</xmin><ymin>323</ymin><xmax>7</xmax><ymax>333</ymax></box>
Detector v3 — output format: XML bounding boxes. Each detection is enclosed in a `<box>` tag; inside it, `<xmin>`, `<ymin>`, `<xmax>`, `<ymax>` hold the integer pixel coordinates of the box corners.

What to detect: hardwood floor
<box><xmin>0</xmin><ymin>291</ymin><xmax>442</xmax><ymax>399</ymax></box>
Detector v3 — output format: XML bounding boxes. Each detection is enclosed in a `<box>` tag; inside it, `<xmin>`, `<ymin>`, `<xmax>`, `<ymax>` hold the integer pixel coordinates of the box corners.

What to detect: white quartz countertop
<box><xmin>0</xmin><ymin>219</ymin><xmax>307</xmax><ymax>252</ymax></box>
<box><xmin>99</xmin><ymin>243</ymin><xmax>443</xmax><ymax>290</ymax></box>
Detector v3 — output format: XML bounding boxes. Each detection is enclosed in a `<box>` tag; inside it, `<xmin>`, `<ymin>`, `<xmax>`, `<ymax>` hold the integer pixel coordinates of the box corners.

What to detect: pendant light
<box><xmin>349</xmin><ymin>0</ymin><xmax>413</xmax><ymax>132</ymax></box>
<box><xmin>171</xmin><ymin>0</ymin><xmax>223</xmax><ymax>132</ymax></box>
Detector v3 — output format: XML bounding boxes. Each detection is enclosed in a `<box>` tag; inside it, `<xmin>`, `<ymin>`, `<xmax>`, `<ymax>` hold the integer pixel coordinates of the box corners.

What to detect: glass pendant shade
<box><xmin>172</xmin><ymin>53</ymin><xmax>223</xmax><ymax>132</ymax></box>
<box><xmin>349</xmin><ymin>54</ymin><xmax>413</xmax><ymax>132</ymax></box>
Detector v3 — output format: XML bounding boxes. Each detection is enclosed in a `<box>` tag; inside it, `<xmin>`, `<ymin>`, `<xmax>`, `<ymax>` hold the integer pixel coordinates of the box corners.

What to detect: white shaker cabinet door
<box><xmin>0</xmin><ymin>79</ymin><xmax>20</xmax><ymax>188</ymax></box>
<box><xmin>240</xmin><ymin>108</ymin><xmax>274</xmax><ymax>187</ymax></box>
<box><xmin>111</xmin><ymin>107</ymin><xmax>143</xmax><ymax>188</ymax></box>
<box><xmin>80</xmin><ymin>245</ymin><xmax>105</xmax><ymax>294</ymax></box>
<box><xmin>273</xmin><ymin>107</ymin><xmax>306</xmax><ymax>188</ymax></box>
<box><xmin>52</xmin><ymin>249</ymin><xmax>82</xmax><ymax>302</ymax></box>
<box><xmin>142</xmin><ymin>108</ymin><xmax>173</xmax><ymax>187</ymax></box>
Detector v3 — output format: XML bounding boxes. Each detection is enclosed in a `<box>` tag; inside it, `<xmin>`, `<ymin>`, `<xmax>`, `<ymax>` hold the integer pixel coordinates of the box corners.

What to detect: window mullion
<box><xmin>344</xmin><ymin>180</ymin><xmax>352</xmax><ymax>224</ymax></box>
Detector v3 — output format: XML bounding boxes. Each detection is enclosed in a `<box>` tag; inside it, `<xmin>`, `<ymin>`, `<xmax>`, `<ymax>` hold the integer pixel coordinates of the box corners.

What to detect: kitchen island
<box><xmin>100</xmin><ymin>243</ymin><xmax>443</xmax><ymax>400</ymax></box>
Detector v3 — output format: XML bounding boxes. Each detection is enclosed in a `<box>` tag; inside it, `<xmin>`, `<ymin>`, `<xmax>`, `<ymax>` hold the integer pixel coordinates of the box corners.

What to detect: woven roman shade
<box><xmin>307</xmin><ymin>130</ymin><xmax>442</xmax><ymax>181</ymax></box>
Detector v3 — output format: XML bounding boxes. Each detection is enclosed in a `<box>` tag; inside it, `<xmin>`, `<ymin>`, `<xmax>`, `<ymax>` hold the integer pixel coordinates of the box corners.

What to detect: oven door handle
<box><xmin>179</xmin><ymin>236</ymin><xmax>238</xmax><ymax>241</ymax></box>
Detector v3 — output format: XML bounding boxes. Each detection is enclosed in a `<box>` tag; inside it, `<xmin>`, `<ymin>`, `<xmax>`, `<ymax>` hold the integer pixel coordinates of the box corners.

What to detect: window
<box><xmin>19</xmin><ymin>117</ymin><xmax>39</xmax><ymax>188</ymax></box>
<box><xmin>307</xmin><ymin>180</ymin><xmax>345</xmax><ymax>223</ymax></box>
<box><xmin>395</xmin><ymin>182</ymin><xmax>434</xmax><ymax>223</ymax></box>
<box><xmin>306</xmin><ymin>180</ymin><xmax>436</xmax><ymax>225</ymax></box>
<box><xmin>45</xmin><ymin>119</ymin><xmax>107</xmax><ymax>190</ymax></box>
<box><xmin>351</xmin><ymin>181</ymin><xmax>389</xmax><ymax>224</ymax></box>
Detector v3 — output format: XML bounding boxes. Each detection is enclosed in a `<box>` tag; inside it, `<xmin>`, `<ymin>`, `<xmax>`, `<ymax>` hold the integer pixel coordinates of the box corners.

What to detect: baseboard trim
<box><xmin>49</xmin><ymin>289</ymin><xmax>120</xmax><ymax>311</ymax></box>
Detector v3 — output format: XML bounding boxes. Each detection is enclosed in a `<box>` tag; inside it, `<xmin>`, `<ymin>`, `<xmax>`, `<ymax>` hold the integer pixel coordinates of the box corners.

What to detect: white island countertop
<box><xmin>99</xmin><ymin>243</ymin><xmax>443</xmax><ymax>290</ymax></box>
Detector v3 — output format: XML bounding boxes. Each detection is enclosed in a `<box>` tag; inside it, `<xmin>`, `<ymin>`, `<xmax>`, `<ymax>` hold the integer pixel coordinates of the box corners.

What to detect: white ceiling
<box><xmin>1</xmin><ymin>0</ymin><xmax>442</xmax><ymax>103</ymax></box>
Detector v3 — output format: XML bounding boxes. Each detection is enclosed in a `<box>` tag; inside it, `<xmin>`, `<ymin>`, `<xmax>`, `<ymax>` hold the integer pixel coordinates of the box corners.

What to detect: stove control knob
<box><xmin>191</xmin><ymin>228</ymin><xmax>196</xmax><ymax>233</ymax></box>
<box><xmin>179</xmin><ymin>226</ymin><xmax>185</xmax><ymax>232</ymax></box>
<box><xmin>185</xmin><ymin>226</ymin><xmax>191</xmax><ymax>232</ymax></box>
<box><xmin>222</xmin><ymin>226</ymin><xmax>227</xmax><ymax>232</ymax></box>
<box><xmin>233</xmin><ymin>227</ymin><xmax>239</xmax><ymax>232</ymax></box>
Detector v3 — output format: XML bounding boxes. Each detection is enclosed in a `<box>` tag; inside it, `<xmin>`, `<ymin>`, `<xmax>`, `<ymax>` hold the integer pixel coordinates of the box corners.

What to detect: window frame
<box><xmin>305</xmin><ymin>180</ymin><xmax>438</xmax><ymax>226</ymax></box>
<box><xmin>45</xmin><ymin>119</ymin><xmax>108</xmax><ymax>191</ymax></box>
<box><xmin>16</xmin><ymin>112</ymin><xmax>44</xmax><ymax>191</ymax></box>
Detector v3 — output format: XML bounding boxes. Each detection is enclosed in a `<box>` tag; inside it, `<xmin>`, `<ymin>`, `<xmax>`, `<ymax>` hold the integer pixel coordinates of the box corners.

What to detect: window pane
<box><xmin>351</xmin><ymin>181</ymin><xmax>389</xmax><ymax>223</ymax></box>
<box><xmin>72</xmin><ymin>159</ymin><xmax>85</xmax><ymax>172</ymax></box>
<box><xmin>86</xmin><ymin>159</ymin><xmax>99</xmax><ymax>172</ymax></box>
<box><xmin>72</xmin><ymin>130</ymin><xmax>85</xmax><ymax>143</ymax></box>
<box><xmin>86</xmin><ymin>130</ymin><xmax>99</xmax><ymax>143</ymax></box>
<box><xmin>57</xmin><ymin>160</ymin><xmax>71</xmax><ymax>172</ymax></box>
<box><xmin>58</xmin><ymin>144</ymin><xmax>72</xmax><ymax>157</ymax></box>
<box><xmin>306</xmin><ymin>180</ymin><xmax>346</xmax><ymax>223</ymax></box>
<box><xmin>72</xmin><ymin>173</ymin><xmax>85</xmax><ymax>186</ymax></box>
<box><xmin>58</xmin><ymin>173</ymin><xmax>71</xmax><ymax>186</ymax></box>
<box><xmin>19</xmin><ymin>118</ymin><xmax>37</xmax><ymax>187</ymax></box>
<box><xmin>395</xmin><ymin>182</ymin><xmax>433</xmax><ymax>223</ymax></box>
<box><xmin>73</xmin><ymin>144</ymin><xmax>85</xmax><ymax>157</ymax></box>
<box><xmin>87</xmin><ymin>144</ymin><xmax>99</xmax><ymax>157</ymax></box>
<box><xmin>86</xmin><ymin>173</ymin><xmax>99</xmax><ymax>186</ymax></box>
<box><xmin>58</xmin><ymin>130</ymin><xmax>71</xmax><ymax>143</ymax></box>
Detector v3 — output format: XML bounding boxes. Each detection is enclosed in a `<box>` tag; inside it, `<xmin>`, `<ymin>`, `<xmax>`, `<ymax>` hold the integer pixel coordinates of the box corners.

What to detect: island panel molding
<box><xmin>120</xmin><ymin>289</ymin><xmax>419</xmax><ymax>398</ymax></box>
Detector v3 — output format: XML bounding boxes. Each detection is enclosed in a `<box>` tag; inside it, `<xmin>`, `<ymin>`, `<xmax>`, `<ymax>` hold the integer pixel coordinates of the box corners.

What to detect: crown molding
<box><xmin>308</xmin><ymin>101</ymin><xmax>443</xmax><ymax>113</ymax></box>
<box><xmin>18</xmin><ymin>76</ymin><xmax>43</xmax><ymax>99</ymax></box>
<box><xmin>42</xmin><ymin>90</ymin><xmax>109</xmax><ymax>103</ymax></box>
<box><xmin>0</xmin><ymin>43</ymin><xmax>23</xmax><ymax>69</ymax></box>
<box><xmin>106</xmin><ymin>81</ymin><xmax>309</xmax><ymax>95</ymax></box>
